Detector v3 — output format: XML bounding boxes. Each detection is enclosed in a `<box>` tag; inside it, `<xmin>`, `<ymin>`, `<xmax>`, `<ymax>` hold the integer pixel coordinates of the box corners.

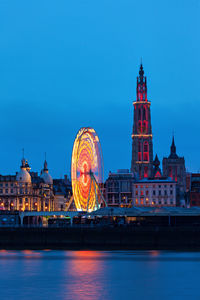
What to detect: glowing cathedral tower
<box><xmin>131</xmin><ymin>64</ymin><xmax>153</xmax><ymax>178</ymax></box>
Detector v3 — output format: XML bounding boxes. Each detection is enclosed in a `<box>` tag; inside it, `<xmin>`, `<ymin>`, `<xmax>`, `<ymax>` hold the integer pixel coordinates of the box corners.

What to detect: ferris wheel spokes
<box><xmin>71</xmin><ymin>127</ymin><xmax>105</xmax><ymax>212</ymax></box>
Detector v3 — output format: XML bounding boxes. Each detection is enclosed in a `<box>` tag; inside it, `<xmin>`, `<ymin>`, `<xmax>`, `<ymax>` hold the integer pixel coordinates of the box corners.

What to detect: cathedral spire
<box><xmin>169</xmin><ymin>136</ymin><xmax>178</xmax><ymax>159</ymax></box>
<box><xmin>139</xmin><ymin>63</ymin><xmax>144</xmax><ymax>77</ymax></box>
<box><xmin>131</xmin><ymin>63</ymin><xmax>153</xmax><ymax>178</ymax></box>
<box><xmin>137</xmin><ymin>63</ymin><xmax>147</xmax><ymax>101</ymax></box>
<box><xmin>171</xmin><ymin>136</ymin><xmax>176</xmax><ymax>152</ymax></box>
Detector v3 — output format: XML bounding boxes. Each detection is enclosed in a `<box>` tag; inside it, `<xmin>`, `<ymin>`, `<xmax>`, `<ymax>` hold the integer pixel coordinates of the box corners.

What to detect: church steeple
<box><xmin>43</xmin><ymin>160</ymin><xmax>48</xmax><ymax>172</ymax></box>
<box><xmin>137</xmin><ymin>64</ymin><xmax>147</xmax><ymax>101</ymax></box>
<box><xmin>131</xmin><ymin>63</ymin><xmax>153</xmax><ymax>178</ymax></box>
<box><xmin>169</xmin><ymin>136</ymin><xmax>178</xmax><ymax>159</ymax></box>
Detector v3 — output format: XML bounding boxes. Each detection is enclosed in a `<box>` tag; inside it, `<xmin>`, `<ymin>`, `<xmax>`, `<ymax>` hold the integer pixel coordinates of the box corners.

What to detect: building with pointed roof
<box><xmin>162</xmin><ymin>136</ymin><xmax>186</xmax><ymax>204</ymax></box>
<box><xmin>41</xmin><ymin>160</ymin><xmax>53</xmax><ymax>185</ymax></box>
<box><xmin>131</xmin><ymin>64</ymin><xmax>153</xmax><ymax>179</ymax></box>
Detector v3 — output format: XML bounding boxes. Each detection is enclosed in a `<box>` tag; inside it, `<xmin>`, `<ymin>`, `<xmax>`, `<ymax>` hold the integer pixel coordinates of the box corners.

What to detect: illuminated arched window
<box><xmin>143</xmin><ymin>121</ymin><xmax>147</xmax><ymax>134</ymax></box>
<box><xmin>138</xmin><ymin>141</ymin><xmax>142</xmax><ymax>161</ymax></box>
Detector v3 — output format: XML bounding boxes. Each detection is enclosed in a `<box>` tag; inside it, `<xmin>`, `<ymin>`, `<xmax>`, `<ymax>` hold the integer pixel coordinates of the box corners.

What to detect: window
<box><xmin>144</xmin><ymin>142</ymin><xmax>148</xmax><ymax>152</ymax></box>
<box><xmin>144</xmin><ymin>166</ymin><xmax>148</xmax><ymax>178</ymax></box>
<box><xmin>5</xmin><ymin>189</ymin><xmax>8</xmax><ymax>194</ymax></box>
<box><xmin>153</xmin><ymin>190</ymin><xmax>156</xmax><ymax>195</ymax></box>
<box><xmin>143</xmin><ymin>108</ymin><xmax>146</xmax><ymax>120</ymax></box>
<box><xmin>135</xmin><ymin>190</ymin><xmax>138</xmax><ymax>196</ymax></box>
<box><xmin>5</xmin><ymin>183</ymin><xmax>8</xmax><ymax>187</ymax></box>
<box><xmin>170</xmin><ymin>190</ymin><xmax>173</xmax><ymax>195</ymax></box>
<box><xmin>143</xmin><ymin>142</ymin><xmax>149</xmax><ymax>162</ymax></box>
<box><xmin>11</xmin><ymin>189</ymin><xmax>13</xmax><ymax>193</ymax></box>
<box><xmin>146</xmin><ymin>190</ymin><xmax>149</xmax><ymax>195</ymax></box>
<box><xmin>164</xmin><ymin>190</ymin><xmax>167</xmax><ymax>196</ymax></box>
<box><xmin>143</xmin><ymin>121</ymin><xmax>147</xmax><ymax>133</ymax></box>
<box><xmin>138</xmin><ymin>142</ymin><xmax>142</xmax><ymax>161</ymax></box>
<box><xmin>159</xmin><ymin>190</ymin><xmax>161</xmax><ymax>196</ymax></box>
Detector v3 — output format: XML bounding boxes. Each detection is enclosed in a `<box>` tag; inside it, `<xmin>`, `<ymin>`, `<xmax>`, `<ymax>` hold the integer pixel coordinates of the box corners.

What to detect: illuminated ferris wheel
<box><xmin>71</xmin><ymin>127</ymin><xmax>106</xmax><ymax>212</ymax></box>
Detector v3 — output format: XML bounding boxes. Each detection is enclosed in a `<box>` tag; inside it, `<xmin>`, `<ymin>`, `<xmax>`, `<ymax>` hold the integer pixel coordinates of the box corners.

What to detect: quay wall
<box><xmin>1</xmin><ymin>226</ymin><xmax>200</xmax><ymax>250</ymax></box>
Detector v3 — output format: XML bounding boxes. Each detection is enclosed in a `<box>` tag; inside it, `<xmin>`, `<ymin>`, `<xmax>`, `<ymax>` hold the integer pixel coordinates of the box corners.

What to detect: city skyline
<box><xmin>0</xmin><ymin>0</ymin><xmax>199</xmax><ymax>178</ymax></box>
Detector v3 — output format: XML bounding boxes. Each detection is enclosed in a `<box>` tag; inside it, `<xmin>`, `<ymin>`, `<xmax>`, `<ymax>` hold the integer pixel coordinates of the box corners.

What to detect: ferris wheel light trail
<box><xmin>71</xmin><ymin>127</ymin><xmax>107</xmax><ymax>212</ymax></box>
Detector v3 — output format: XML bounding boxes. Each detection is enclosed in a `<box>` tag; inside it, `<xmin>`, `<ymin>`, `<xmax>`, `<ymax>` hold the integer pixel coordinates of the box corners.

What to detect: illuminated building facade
<box><xmin>162</xmin><ymin>136</ymin><xmax>186</xmax><ymax>203</ymax></box>
<box><xmin>133</xmin><ymin>178</ymin><xmax>176</xmax><ymax>207</ymax></box>
<box><xmin>0</xmin><ymin>158</ymin><xmax>54</xmax><ymax>211</ymax></box>
<box><xmin>105</xmin><ymin>169</ymin><xmax>134</xmax><ymax>207</ymax></box>
<box><xmin>131</xmin><ymin>64</ymin><xmax>153</xmax><ymax>179</ymax></box>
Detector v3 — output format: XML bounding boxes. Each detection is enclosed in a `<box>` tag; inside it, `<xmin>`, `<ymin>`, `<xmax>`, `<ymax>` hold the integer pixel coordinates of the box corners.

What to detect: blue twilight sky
<box><xmin>0</xmin><ymin>0</ymin><xmax>199</xmax><ymax>179</ymax></box>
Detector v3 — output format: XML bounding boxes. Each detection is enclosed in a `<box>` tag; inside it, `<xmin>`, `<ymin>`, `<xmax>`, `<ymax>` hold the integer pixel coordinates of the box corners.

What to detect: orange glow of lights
<box><xmin>71</xmin><ymin>127</ymin><xmax>103</xmax><ymax>212</ymax></box>
<box><xmin>133</xmin><ymin>101</ymin><xmax>151</xmax><ymax>105</ymax></box>
<box><xmin>150</xmin><ymin>250</ymin><xmax>160</xmax><ymax>257</ymax></box>
<box><xmin>66</xmin><ymin>251</ymin><xmax>104</xmax><ymax>300</ymax></box>
<box><xmin>132</xmin><ymin>134</ymin><xmax>152</xmax><ymax>138</ymax></box>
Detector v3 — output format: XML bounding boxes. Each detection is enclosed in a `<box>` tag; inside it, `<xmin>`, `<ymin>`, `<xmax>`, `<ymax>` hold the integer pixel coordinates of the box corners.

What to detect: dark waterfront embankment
<box><xmin>1</xmin><ymin>226</ymin><xmax>200</xmax><ymax>250</ymax></box>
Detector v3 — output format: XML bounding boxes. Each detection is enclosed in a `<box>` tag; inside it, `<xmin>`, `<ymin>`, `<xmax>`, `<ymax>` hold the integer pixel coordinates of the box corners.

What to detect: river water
<box><xmin>0</xmin><ymin>250</ymin><xmax>200</xmax><ymax>299</ymax></box>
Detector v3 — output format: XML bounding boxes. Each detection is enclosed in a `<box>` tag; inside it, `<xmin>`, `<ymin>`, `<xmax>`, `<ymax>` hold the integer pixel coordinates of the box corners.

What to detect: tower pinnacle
<box><xmin>137</xmin><ymin>64</ymin><xmax>147</xmax><ymax>101</ymax></box>
<box><xmin>169</xmin><ymin>136</ymin><xmax>178</xmax><ymax>159</ymax></box>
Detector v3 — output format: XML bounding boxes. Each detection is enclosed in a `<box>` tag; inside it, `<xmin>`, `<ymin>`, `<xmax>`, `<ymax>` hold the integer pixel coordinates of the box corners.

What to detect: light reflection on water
<box><xmin>0</xmin><ymin>250</ymin><xmax>200</xmax><ymax>299</ymax></box>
